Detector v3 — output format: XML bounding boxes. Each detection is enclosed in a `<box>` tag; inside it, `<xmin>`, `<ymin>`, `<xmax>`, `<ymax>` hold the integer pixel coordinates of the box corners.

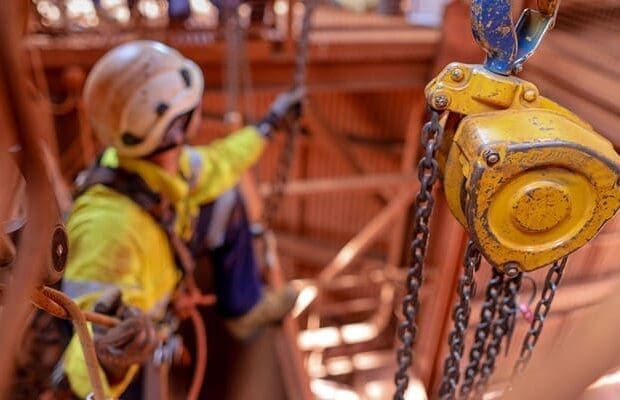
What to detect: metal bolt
<box><xmin>432</xmin><ymin>93</ymin><xmax>450</xmax><ymax>110</ymax></box>
<box><xmin>484</xmin><ymin>150</ymin><xmax>500</xmax><ymax>166</ymax></box>
<box><xmin>523</xmin><ymin>89</ymin><xmax>537</xmax><ymax>102</ymax></box>
<box><xmin>504</xmin><ymin>262</ymin><xmax>521</xmax><ymax>277</ymax></box>
<box><xmin>513</xmin><ymin>64</ymin><xmax>524</xmax><ymax>74</ymax></box>
<box><xmin>450</xmin><ymin>67</ymin><xmax>464</xmax><ymax>82</ymax></box>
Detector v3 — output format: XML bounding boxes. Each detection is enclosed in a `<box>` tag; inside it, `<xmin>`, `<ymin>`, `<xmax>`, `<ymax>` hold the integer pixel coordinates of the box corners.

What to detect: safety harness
<box><xmin>75</xmin><ymin>162</ymin><xmax>209</xmax><ymax>400</ymax></box>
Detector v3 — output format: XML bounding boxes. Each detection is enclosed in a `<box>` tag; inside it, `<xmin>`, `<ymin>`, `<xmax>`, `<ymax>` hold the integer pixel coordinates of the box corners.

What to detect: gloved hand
<box><xmin>92</xmin><ymin>288</ymin><xmax>158</xmax><ymax>383</ymax></box>
<box><xmin>257</xmin><ymin>86</ymin><xmax>306</xmax><ymax>138</ymax></box>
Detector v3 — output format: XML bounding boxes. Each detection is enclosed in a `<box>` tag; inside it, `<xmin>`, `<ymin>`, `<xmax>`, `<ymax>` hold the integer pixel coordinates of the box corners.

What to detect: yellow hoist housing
<box><xmin>426</xmin><ymin>63</ymin><xmax>620</xmax><ymax>273</ymax></box>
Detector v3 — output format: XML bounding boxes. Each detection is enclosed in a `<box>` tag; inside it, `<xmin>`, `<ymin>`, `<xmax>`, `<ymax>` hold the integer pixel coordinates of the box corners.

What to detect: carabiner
<box><xmin>471</xmin><ymin>0</ymin><xmax>562</xmax><ymax>75</ymax></box>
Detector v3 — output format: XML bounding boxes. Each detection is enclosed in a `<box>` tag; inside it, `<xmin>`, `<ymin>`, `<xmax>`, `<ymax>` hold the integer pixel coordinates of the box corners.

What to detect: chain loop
<box><xmin>458</xmin><ymin>267</ymin><xmax>504</xmax><ymax>399</ymax></box>
<box><xmin>263</xmin><ymin>0</ymin><xmax>316</xmax><ymax>227</ymax></box>
<box><xmin>438</xmin><ymin>241</ymin><xmax>482</xmax><ymax>399</ymax></box>
<box><xmin>473</xmin><ymin>272</ymin><xmax>522</xmax><ymax>398</ymax></box>
<box><xmin>393</xmin><ymin>109</ymin><xmax>444</xmax><ymax>400</ymax></box>
<box><xmin>512</xmin><ymin>257</ymin><xmax>568</xmax><ymax>377</ymax></box>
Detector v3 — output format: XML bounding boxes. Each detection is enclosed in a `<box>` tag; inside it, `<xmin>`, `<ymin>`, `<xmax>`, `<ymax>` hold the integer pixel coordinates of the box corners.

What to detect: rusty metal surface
<box><xmin>471</xmin><ymin>0</ymin><xmax>561</xmax><ymax>74</ymax></box>
<box><xmin>0</xmin><ymin>1</ymin><xmax>58</xmax><ymax>398</ymax></box>
<box><xmin>471</xmin><ymin>0</ymin><xmax>517</xmax><ymax>74</ymax></box>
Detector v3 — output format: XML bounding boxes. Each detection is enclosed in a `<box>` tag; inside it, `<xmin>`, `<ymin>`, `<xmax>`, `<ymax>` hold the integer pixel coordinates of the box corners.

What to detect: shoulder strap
<box><xmin>75</xmin><ymin>166</ymin><xmax>163</xmax><ymax>220</ymax></box>
<box><xmin>75</xmin><ymin>165</ymin><xmax>197</xmax><ymax>279</ymax></box>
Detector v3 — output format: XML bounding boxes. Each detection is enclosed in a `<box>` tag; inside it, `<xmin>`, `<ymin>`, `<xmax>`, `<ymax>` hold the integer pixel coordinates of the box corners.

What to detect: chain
<box><xmin>224</xmin><ymin>4</ymin><xmax>241</xmax><ymax>120</ymax></box>
<box><xmin>512</xmin><ymin>256</ymin><xmax>568</xmax><ymax>377</ymax></box>
<box><xmin>263</xmin><ymin>0</ymin><xmax>316</xmax><ymax>227</ymax></box>
<box><xmin>458</xmin><ymin>267</ymin><xmax>504</xmax><ymax>399</ymax></box>
<box><xmin>393</xmin><ymin>109</ymin><xmax>444</xmax><ymax>400</ymax></box>
<box><xmin>473</xmin><ymin>272</ymin><xmax>522</xmax><ymax>399</ymax></box>
<box><xmin>438</xmin><ymin>240</ymin><xmax>482</xmax><ymax>399</ymax></box>
<box><xmin>263</xmin><ymin>127</ymin><xmax>298</xmax><ymax>227</ymax></box>
<box><xmin>292</xmin><ymin>0</ymin><xmax>316</xmax><ymax>90</ymax></box>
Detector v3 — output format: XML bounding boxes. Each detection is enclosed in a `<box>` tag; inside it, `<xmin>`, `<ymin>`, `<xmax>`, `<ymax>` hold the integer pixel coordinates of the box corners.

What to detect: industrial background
<box><xmin>1</xmin><ymin>0</ymin><xmax>619</xmax><ymax>399</ymax></box>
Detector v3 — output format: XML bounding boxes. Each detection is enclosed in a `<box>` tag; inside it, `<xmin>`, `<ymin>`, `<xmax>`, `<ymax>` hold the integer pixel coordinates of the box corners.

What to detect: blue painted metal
<box><xmin>471</xmin><ymin>0</ymin><xmax>517</xmax><ymax>75</ymax></box>
<box><xmin>471</xmin><ymin>0</ymin><xmax>561</xmax><ymax>75</ymax></box>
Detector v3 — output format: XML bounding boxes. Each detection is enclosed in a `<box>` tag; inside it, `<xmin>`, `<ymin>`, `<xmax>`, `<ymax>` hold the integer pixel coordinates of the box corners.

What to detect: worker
<box><xmin>61</xmin><ymin>40</ymin><xmax>303</xmax><ymax>398</ymax></box>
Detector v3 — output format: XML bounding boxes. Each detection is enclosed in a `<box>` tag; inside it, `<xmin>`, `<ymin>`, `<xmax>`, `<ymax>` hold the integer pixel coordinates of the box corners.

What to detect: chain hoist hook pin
<box><xmin>504</xmin><ymin>262</ymin><xmax>521</xmax><ymax>277</ymax></box>
<box><xmin>484</xmin><ymin>150</ymin><xmax>500</xmax><ymax>166</ymax></box>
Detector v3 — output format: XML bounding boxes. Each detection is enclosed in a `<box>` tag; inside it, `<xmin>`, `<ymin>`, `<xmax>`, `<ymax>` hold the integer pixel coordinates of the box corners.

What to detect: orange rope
<box><xmin>1</xmin><ymin>280</ymin><xmax>215</xmax><ymax>399</ymax></box>
<box><xmin>39</xmin><ymin>287</ymin><xmax>107</xmax><ymax>400</ymax></box>
<box><xmin>188</xmin><ymin>306</ymin><xmax>208</xmax><ymax>400</ymax></box>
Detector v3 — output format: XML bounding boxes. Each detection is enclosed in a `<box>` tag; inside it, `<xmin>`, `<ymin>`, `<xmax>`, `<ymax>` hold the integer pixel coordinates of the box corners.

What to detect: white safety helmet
<box><xmin>83</xmin><ymin>40</ymin><xmax>204</xmax><ymax>157</ymax></box>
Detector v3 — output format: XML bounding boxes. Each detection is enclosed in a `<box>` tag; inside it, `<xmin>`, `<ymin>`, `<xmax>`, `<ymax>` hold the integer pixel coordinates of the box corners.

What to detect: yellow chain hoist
<box><xmin>427</xmin><ymin>62</ymin><xmax>620</xmax><ymax>273</ymax></box>
<box><xmin>394</xmin><ymin>1</ymin><xmax>620</xmax><ymax>399</ymax></box>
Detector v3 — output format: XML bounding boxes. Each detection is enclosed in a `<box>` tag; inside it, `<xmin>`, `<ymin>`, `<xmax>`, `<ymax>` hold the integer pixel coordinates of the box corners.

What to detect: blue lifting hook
<box><xmin>471</xmin><ymin>0</ymin><xmax>561</xmax><ymax>75</ymax></box>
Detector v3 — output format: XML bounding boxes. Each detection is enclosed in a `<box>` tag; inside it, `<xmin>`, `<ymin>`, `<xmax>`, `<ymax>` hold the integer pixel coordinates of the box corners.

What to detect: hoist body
<box><xmin>426</xmin><ymin>62</ymin><xmax>620</xmax><ymax>273</ymax></box>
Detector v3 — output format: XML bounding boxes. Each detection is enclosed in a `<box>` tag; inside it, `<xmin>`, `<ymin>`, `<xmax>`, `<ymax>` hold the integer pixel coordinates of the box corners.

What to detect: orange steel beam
<box><xmin>505</xmin><ymin>278</ymin><xmax>620</xmax><ymax>400</ymax></box>
<box><xmin>318</xmin><ymin>184</ymin><xmax>419</xmax><ymax>285</ymax></box>
<box><xmin>420</xmin><ymin>193</ymin><xmax>467</xmax><ymax>391</ymax></box>
<box><xmin>388</xmin><ymin>94</ymin><xmax>426</xmax><ymax>270</ymax></box>
<box><xmin>304</xmin><ymin>103</ymin><xmax>391</xmax><ymax>206</ymax></box>
<box><xmin>259</xmin><ymin>172</ymin><xmax>417</xmax><ymax>197</ymax></box>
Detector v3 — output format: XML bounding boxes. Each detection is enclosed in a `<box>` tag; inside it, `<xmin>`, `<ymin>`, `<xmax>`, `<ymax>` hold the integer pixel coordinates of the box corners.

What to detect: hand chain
<box><xmin>263</xmin><ymin>129</ymin><xmax>298</xmax><ymax>227</ymax></box>
<box><xmin>512</xmin><ymin>256</ymin><xmax>568</xmax><ymax>377</ymax></box>
<box><xmin>473</xmin><ymin>272</ymin><xmax>522</xmax><ymax>399</ymax></box>
<box><xmin>458</xmin><ymin>267</ymin><xmax>504</xmax><ymax>399</ymax></box>
<box><xmin>224</xmin><ymin>5</ymin><xmax>241</xmax><ymax>121</ymax></box>
<box><xmin>263</xmin><ymin>0</ymin><xmax>316</xmax><ymax>227</ymax></box>
<box><xmin>393</xmin><ymin>109</ymin><xmax>444</xmax><ymax>400</ymax></box>
<box><xmin>438</xmin><ymin>240</ymin><xmax>482</xmax><ymax>399</ymax></box>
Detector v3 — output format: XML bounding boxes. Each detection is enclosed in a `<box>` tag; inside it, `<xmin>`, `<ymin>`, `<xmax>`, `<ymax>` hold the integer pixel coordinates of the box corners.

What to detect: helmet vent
<box><xmin>155</xmin><ymin>102</ymin><xmax>170</xmax><ymax>115</ymax></box>
<box><xmin>180</xmin><ymin>68</ymin><xmax>192</xmax><ymax>87</ymax></box>
<box><xmin>121</xmin><ymin>132</ymin><xmax>144</xmax><ymax>146</ymax></box>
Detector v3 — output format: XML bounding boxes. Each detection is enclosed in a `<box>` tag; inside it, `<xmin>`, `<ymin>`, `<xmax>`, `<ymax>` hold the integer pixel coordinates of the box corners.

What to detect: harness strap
<box><xmin>75</xmin><ymin>166</ymin><xmax>195</xmax><ymax>279</ymax></box>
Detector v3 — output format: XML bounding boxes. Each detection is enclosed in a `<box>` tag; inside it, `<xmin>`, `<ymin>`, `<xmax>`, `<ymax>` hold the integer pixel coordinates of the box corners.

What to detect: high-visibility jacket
<box><xmin>63</xmin><ymin>127</ymin><xmax>265</xmax><ymax>398</ymax></box>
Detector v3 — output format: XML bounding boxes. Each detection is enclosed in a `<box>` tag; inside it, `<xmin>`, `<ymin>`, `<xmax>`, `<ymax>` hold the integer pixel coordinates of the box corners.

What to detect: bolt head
<box><xmin>450</xmin><ymin>68</ymin><xmax>464</xmax><ymax>82</ymax></box>
<box><xmin>513</xmin><ymin>63</ymin><xmax>524</xmax><ymax>74</ymax></box>
<box><xmin>432</xmin><ymin>93</ymin><xmax>450</xmax><ymax>110</ymax></box>
<box><xmin>484</xmin><ymin>150</ymin><xmax>500</xmax><ymax>166</ymax></box>
<box><xmin>523</xmin><ymin>89</ymin><xmax>537</xmax><ymax>102</ymax></box>
<box><xmin>504</xmin><ymin>262</ymin><xmax>521</xmax><ymax>277</ymax></box>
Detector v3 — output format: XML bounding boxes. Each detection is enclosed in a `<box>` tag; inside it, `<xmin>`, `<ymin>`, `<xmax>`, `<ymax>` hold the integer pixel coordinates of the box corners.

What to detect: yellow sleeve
<box><xmin>62</xmin><ymin>186</ymin><xmax>178</xmax><ymax>398</ymax></box>
<box><xmin>184</xmin><ymin>126</ymin><xmax>266</xmax><ymax>204</ymax></box>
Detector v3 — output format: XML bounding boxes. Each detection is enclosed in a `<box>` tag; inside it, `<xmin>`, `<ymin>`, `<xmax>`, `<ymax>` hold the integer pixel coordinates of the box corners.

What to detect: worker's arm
<box><xmin>186</xmin><ymin>126</ymin><xmax>266</xmax><ymax>202</ymax></box>
<box><xmin>186</xmin><ymin>87</ymin><xmax>305</xmax><ymax>201</ymax></box>
<box><xmin>62</xmin><ymin>188</ymin><xmax>176</xmax><ymax>398</ymax></box>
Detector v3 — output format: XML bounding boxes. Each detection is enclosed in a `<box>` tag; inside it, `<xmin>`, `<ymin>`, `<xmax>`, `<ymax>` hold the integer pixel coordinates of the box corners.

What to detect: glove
<box><xmin>257</xmin><ymin>86</ymin><xmax>306</xmax><ymax>138</ymax></box>
<box><xmin>92</xmin><ymin>288</ymin><xmax>158</xmax><ymax>382</ymax></box>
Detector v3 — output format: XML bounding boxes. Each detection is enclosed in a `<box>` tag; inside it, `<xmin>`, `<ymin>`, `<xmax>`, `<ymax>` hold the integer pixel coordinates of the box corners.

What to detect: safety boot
<box><xmin>225</xmin><ymin>285</ymin><xmax>299</xmax><ymax>340</ymax></box>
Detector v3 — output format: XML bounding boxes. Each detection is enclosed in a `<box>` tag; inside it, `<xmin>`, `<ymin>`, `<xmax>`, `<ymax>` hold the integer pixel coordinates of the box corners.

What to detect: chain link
<box><xmin>224</xmin><ymin>6</ymin><xmax>241</xmax><ymax>120</ymax></box>
<box><xmin>263</xmin><ymin>129</ymin><xmax>298</xmax><ymax>227</ymax></box>
<box><xmin>473</xmin><ymin>272</ymin><xmax>522</xmax><ymax>399</ymax></box>
<box><xmin>393</xmin><ymin>110</ymin><xmax>444</xmax><ymax>400</ymax></box>
<box><xmin>263</xmin><ymin>0</ymin><xmax>316</xmax><ymax>227</ymax></box>
<box><xmin>438</xmin><ymin>240</ymin><xmax>482</xmax><ymax>399</ymax></box>
<box><xmin>512</xmin><ymin>257</ymin><xmax>568</xmax><ymax>377</ymax></box>
<box><xmin>459</xmin><ymin>267</ymin><xmax>504</xmax><ymax>399</ymax></box>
